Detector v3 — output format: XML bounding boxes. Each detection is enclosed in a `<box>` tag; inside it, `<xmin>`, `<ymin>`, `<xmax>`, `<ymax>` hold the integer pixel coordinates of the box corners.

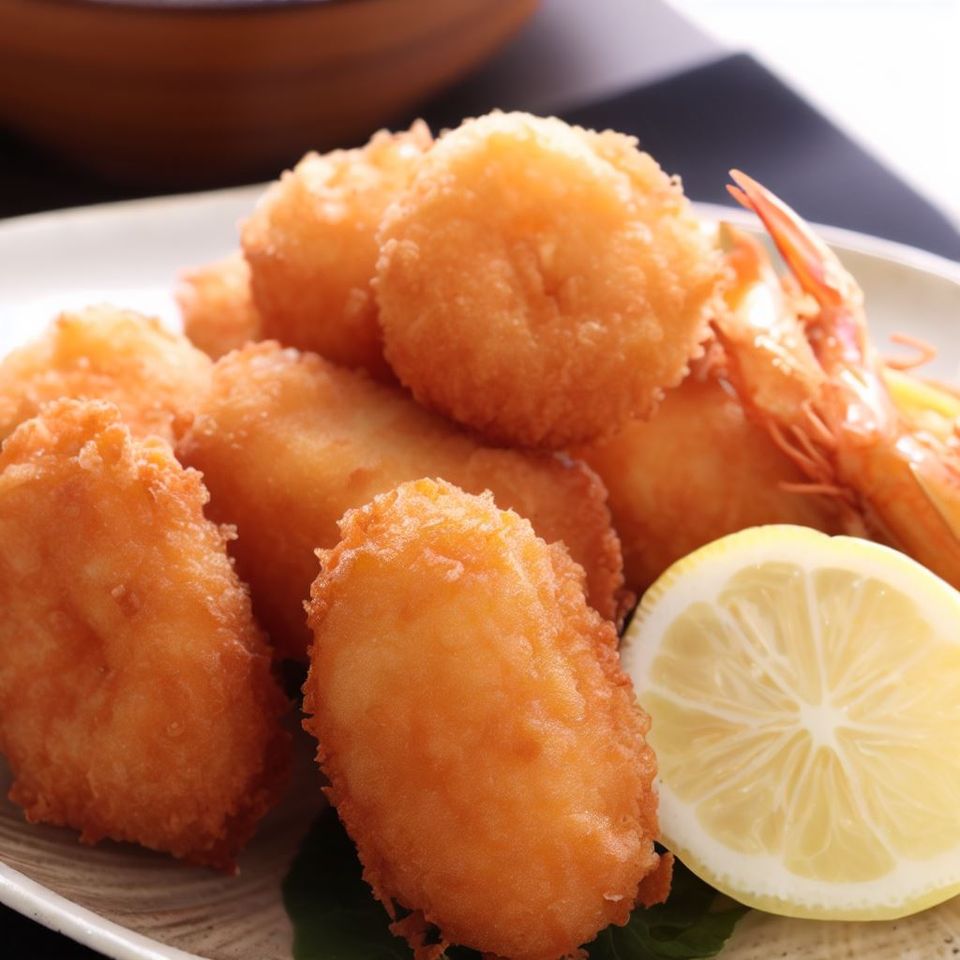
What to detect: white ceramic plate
<box><xmin>0</xmin><ymin>190</ymin><xmax>959</xmax><ymax>960</ymax></box>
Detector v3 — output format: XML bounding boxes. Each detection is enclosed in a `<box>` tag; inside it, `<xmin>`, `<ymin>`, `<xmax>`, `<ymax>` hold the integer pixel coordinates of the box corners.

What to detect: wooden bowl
<box><xmin>0</xmin><ymin>0</ymin><xmax>538</xmax><ymax>187</ymax></box>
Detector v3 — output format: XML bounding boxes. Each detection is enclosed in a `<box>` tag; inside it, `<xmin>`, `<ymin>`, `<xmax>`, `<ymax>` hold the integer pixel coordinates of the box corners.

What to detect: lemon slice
<box><xmin>885</xmin><ymin>367</ymin><xmax>960</xmax><ymax>442</ymax></box>
<box><xmin>622</xmin><ymin>525</ymin><xmax>960</xmax><ymax>920</ymax></box>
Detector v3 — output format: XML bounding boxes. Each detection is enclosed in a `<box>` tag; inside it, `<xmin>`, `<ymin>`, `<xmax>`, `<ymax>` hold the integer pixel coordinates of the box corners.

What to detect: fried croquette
<box><xmin>302</xmin><ymin>478</ymin><xmax>667</xmax><ymax>960</ymax></box>
<box><xmin>176</xmin><ymin>251</ymin><xmax>261</xmax><ymax>359</ymax></box>
<box><xmin>0</xmin><ymin>306</ymin><xmax>211</xmax><ymax>446</ymax></box>
<box><xmin>575</xmin><ymin>373</ymin><xmax>839</xmax><ymax>592</ymax></box>
<box><xmin>0</xmin><ymin>400</ymin><xmax>289</xmax><ymax>868</ymax></box>
<box><xmin>241</xmin><ymin>122</ymin><xmax>432</xmax><ymax>380</ymax></box>
<box><xmin>177</xmin><ymin>342</ymin><xmax>625</xmax><ymax>661</ymax></box>
<box><xmin>375</xmin><ymin>111</ymin><xmax>720</xmax><ymax>449</ymax></box>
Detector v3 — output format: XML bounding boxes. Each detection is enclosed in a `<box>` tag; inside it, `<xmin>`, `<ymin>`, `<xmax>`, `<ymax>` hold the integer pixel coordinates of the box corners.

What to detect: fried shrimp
<box><xmin>375</xmin><ymin>111</ymin><xmax>719</xmax><ymax>448</ymax></box>
<box><xmin>0</xmin><ymin>306</ymin><xmax>211</xmax><ymax>445</ymax></box>
<box><xmin>303</xmin><ymin>478</ymin><xmax>668</xmax><ymax>960</ymax></box>
<box><xmin>176</xmin><ymin>251</ymin><xmax>261</xmax><ymax>359</ymax></box>
<box><xmin>717</xmin><ymin>173</ymin><xmax>960</xmax><ymax>586</ymax></box>
<box><xmin>177</xmin><ymin>342</ymin><xmax>625</xmax><ymax>661</ymax></box>
<box><xmin>0</xmin><ymin>400</ymin><xmax>289</xmax><ymax>868</ymax></box>
<box><xmin>242</xmin><ymin>122</ymin><xmax>432</xmax><ymax>380</ymax></box>
<box><xmin>576</xmin><ymin>372</ymin><xmax>839</xmax><ymax>593</ymax></box>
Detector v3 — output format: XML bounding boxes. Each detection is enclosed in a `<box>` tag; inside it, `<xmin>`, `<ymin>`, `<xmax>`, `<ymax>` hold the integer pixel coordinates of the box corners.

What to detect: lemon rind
<box><xmin>659</xmin><ymin>784</ymin><xmax>960</xmax><ymax>921</ymax></box>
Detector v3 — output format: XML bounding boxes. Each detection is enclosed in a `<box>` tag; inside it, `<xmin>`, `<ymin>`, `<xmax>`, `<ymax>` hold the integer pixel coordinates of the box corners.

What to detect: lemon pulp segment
<box><xmin>623</xmin><ymin>525</ymin><xmax>960</xmax><ymax>920</ymax></box>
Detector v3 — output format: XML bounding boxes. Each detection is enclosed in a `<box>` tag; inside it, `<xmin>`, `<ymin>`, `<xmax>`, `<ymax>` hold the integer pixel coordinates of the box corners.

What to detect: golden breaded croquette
<box><xmin>576</xmin><ymin>373</ymin><xmax>839</xmax><ymax>593</ymax></box>
<box><xmin>0</xmin><ymin>400</ymin><xmax>289</xmax><ymax>869</ymax></box>
<box><xmin>0</xmin><ymin>305</ymin><xmax>211</xmax><ymax>445</ymax></box>
<box><xmin>176</xmin><ymin>251</ymin><xmax>261</xmax><ymax>359</ymax></box>
<box><xmin>177</xmin><ymin>342</ymin><xmax>625</xmax><ymax>661</ymax></box>
<box><xmin>376</xmin><ymin>111</ymin><xmax>720</xmax><ymax>448</ymax></box>
<box><xmin>303</xmin><ymin>478</ymin><xmax>667</xmax><ymax>960</ymax></box>
<box><xmin>242</xmin><ymin>122</ymin><xmax>432</xmax><ymax>380</ymax></box>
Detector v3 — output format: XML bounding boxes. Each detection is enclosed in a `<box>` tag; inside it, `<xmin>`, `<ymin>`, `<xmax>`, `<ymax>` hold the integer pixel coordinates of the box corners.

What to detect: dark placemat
<box><xmin>2</xmin><ymin>47</ymin><xmax>959</xmax><ymax>960</ymax></box>
<box><xmin>0</xmin><ymin>901</ymin><xmax>102</xmax><ymax>958</ymax></box>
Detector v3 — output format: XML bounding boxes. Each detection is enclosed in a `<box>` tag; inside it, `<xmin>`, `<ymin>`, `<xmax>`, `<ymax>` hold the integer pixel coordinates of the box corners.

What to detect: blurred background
<box><xmin>672</xmin><ymin>0</ymin><xmax>959</xmax><ymax>226</ymax></box>
<box><xmin>0</xmin><ymin>0</ymin><xmax>957</xmax><ymax>257</ymax></box>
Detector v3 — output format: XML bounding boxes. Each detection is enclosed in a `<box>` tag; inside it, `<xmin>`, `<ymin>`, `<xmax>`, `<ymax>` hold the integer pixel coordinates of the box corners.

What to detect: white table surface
<box><xmin>667</xmin><ymin>0</ymin><xmax>959</xmax><ymax>225</ymax></box>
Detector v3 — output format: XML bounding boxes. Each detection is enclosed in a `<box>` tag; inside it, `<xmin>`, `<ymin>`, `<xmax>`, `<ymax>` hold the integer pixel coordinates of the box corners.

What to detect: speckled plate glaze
<box><xmin>0</xmin><ymin>189</ymin><xmax>958</xmax><ymax>960</ymax></box>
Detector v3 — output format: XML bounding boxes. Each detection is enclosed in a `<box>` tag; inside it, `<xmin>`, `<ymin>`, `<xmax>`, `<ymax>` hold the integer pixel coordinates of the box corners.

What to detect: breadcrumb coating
<box><xmin>0</xmin><ymin>400</ymin><xmax>289</xmax><ymax>868</ymax></box>
<box><xmin>177</xmin><ymin>252</ymin><xmax>262</xmax><ymax>360</ymax></box>
<box><xmin>576</xmin><ymin>373</ymin><xmax>838</xmax><ymax>592</ymax></box>
<box><xmin>0</xmin><ymin>306</ymin><xmax>211</xmax><ymax>446</ymax></box>
<box><xmin>242</xmin><ymin>122</ymin><xmax>432</xmax><ymax>380</ymax></box>
<box><xmin>303</xmin><ymin>478</ymin><xmax>666</xmax><ymax>960</ymax></box>
<box><xmin>177</xmin><ymin>342</ymin><xmax>626</xmax><ymax>660</ymax></box>
<box><xmin>376</xmin><ymin>111</ymin><xmax>720</xmax><ymax>448</ymax></box>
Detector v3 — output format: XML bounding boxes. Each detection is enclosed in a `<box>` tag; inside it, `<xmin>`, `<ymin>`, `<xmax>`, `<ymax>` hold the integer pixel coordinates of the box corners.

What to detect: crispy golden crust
<box><xmin>0</xmin><ymin>400</ymin><xmax>290</xmax><ymax>869</ymax></box>
<box><xmin>177</xmin><ymin>252</ymin><xmax>262</xmax><ymax>360</ymax></box>
<box><xmin>303</xmin><ymin>479</ymin><xmax>663</xmax><ymax>960</ymax></box>
<box><xmin>177</xmin><ymin>342</ymin><xmax>625</xmax><ymax>660</ymax></box>
<box><xmin>0</xmin><ymin>306</ymin><xmax>211</xmax><ymax>446</ymax></box>
<box><xmin>242</xmin><ymin>123</ymin><xmax>432</xmax><ymax>380</ymax></box>
<box><xmin>376</xmin><ymin>112</ymin><xmax>720</xmax><ymax>449</ymax></box>
<box><xmin>576</xmin><ymin>373</ymin><xmax>838</xmax><ymax>593</ymax></box>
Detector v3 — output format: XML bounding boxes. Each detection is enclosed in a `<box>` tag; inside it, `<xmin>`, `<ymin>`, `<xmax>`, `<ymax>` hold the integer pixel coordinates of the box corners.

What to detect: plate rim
<box><xmin>2</xmin><ymin>187</ymin><xmax>957</xmax><ymax>284</ymax></box>
<box><xmin>0</xmin><ymin>860</ymin><xmax>201</xmax><ymax>960</ymax></box>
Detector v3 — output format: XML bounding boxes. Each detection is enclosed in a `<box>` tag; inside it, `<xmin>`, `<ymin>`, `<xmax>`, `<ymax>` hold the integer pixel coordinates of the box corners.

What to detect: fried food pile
<box><xmin>377</xmin><ymin>113</ymin><xmax>718</xmax><ymax>448</ymax></box>
<box><xmin>0</xmin><ymin>306</ymin><xmax>211</xmax><ymax>445</ymax></box>
<box><xmin>242</xmin><ymin>121</ymin><xmax>432</xmax><ymax>381</ymax></box>
<box><xmin>303</xmin><ymin>479</ymin><xmax>667</xmax><ymax>960</ymax></box>
<box><xmin>177</xmin><ymin>341</ymin><xmax>626</xmax><ymax>659</ymax></box>
<box><xmin>0</xmin><ymin>400</ymin><xmax>288</xmax><ymax>868</ymax></box>
<box><xmin>9</xmin><ymin>109</ymin><xmax>934</xmax><ymax>958</ymax></box>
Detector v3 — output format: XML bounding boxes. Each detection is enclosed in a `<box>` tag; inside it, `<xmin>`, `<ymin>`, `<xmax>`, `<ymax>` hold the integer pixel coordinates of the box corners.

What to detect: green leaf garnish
<box><xmin>585</xmin><ymin>857</ymin><xmax>748</xmax><ymax>959</ymax></box>
<box><xmin>282</xmin><ymin>806</ymin><xmax>412</xmax><ymax>960</ymax></box>
<box><xmin>283</xmin><ymin>811</ymin><xmax>746</xmax><ymax>960</ymax></box>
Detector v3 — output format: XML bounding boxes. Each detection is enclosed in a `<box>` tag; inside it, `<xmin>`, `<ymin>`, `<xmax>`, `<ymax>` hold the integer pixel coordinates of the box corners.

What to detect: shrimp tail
<box><xmin>728</xmin><ymin>170</ymin><xmax>862</xmax><ymax>316</ymax></box>
<box><xmin>725</xmin><ymin>171</ymin><xmax>960</xmax><ymax>586</ymax></box>
<box><xmin>729</xmin><ymin>170</ymin><xmax>874</xmax><ymax>376</ymax></box>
